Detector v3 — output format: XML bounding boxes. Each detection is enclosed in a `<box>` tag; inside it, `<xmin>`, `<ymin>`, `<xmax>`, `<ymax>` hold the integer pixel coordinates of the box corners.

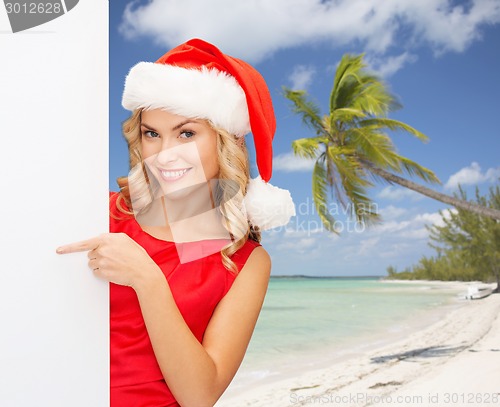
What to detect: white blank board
<box><xmin>0</xmin><ymin>1</ymin><xmax>109</xmax><ymax>405</ymax></box>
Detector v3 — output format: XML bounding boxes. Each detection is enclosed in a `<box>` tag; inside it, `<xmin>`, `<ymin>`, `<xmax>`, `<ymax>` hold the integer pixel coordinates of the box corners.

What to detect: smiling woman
<box><xmin>57</xmin><ymin>38</ymin><xmax>295</xmax><ymax>407</ymax></box>
<box><xmin>140</xmin><ymin>111</ymin><xmax>220</xmax><ymax>200</ymax></box>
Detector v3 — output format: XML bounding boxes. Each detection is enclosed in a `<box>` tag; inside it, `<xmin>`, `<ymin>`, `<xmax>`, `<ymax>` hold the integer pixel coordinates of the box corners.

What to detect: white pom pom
<box><xmin>243</xmin><ymin>176</ymin><xmax>296</xmax><ymax>230</ymax></box>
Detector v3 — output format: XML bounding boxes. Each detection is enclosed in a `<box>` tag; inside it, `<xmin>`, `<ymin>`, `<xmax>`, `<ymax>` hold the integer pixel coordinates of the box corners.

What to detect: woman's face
<box><xmin>140</xmin><ymin>109</ymin><xmax>219</xmax><ymax>199</ymax></box>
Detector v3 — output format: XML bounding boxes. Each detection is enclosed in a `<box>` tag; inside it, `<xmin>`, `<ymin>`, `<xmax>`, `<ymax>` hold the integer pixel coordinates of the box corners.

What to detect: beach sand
<box><xmin>216</xmin><ymin>282</ymin><xmax>499</xmax><ymax>407</ymax></box>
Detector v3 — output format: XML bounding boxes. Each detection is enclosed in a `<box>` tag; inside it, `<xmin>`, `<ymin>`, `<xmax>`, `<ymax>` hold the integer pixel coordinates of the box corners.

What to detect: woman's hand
<box><xmin>56</xmin><ymin>233</ymin><xmax>162</xmax><ymax>290</ymax></box>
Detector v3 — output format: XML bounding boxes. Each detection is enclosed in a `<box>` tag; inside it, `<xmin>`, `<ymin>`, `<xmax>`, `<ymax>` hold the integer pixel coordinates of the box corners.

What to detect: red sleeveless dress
<box><xmin>109</xmin><ymin>192</ymin><xmax>260</xmax><ymax>406</ymax></box>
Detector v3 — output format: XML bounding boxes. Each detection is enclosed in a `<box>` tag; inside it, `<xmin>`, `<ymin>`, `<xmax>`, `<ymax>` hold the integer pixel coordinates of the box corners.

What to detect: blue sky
<box><xmin>110</xmin><ymin>0</ymin><xmax>500</xmax><ymax>277</ymax></box>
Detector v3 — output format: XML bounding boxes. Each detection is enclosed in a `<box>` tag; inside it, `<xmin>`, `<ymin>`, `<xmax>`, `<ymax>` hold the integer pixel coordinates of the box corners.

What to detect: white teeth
<box><xmin>161</xmin><ymin>169</ymin><xmax>188</xmax><ymax>178</ymax></box>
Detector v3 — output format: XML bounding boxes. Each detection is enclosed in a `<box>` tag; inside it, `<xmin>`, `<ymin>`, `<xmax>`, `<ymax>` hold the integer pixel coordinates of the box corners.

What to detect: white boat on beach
<box><xmin>464</xmin><ymin>285</ymin><xmax>493</xmax><ymax>300</ymax></box>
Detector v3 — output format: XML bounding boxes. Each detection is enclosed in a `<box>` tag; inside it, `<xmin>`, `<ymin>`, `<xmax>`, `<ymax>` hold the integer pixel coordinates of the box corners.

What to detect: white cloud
<box><xmin>369</xmin><ymin>209</ymin><xmax>451</xmax><ymax>241</ymax></box>
<box><xmin>263</xmin><ymin>202</ymin><xmax>456</xmax><ymax>274</ymax></box>
<box><xmin>372</xmin><ymin>219</ymin><xmax>411</xmax><ymax>235</ymax></box>
<box><xmin>298</xmin><ymin>237</ymin><xmax>317</xmax><ymax>249</ymax></box>
<box><xmin>414</xmin><ymin>208</ymin><xmax>456</xmax><ymax>228</ymax></box>
<box><xmin>445</xmin><ymin>162</ymin><xmax>500</xmax><ymax>190</ymax></box>
<box><xmin>358</xmin><ymin>237</ymin><xmax>380</xmax><ymax>255</ymax></box>
<box><xmin>288</xmin><ymin>65</ymin><xmax>316</xmax><ymax>90</ymax></box>
<box><xmin>399</xmin><ymin>0</ymin><xmax>500</xmax><ymax>55</ymax></box>
<box><xmin>273</xmin><ymin>152</ymin><xmax>316</xmax><ymax>172</ymax></box>
<box><xmin>377</xmin><ymin>186</ymin><xmax>424</xmax><ymax>201</ymax></box>
<box><xmin>378</xmin><ymin>205</ymin><xmax>408</xmax><ymax>220</ymax></box>
<box><xmin>275</xmin><ymin>236</ymin><xmax>322</xmax><ymax>257</ymax></box>
<box><xmin>304</xmin><ymin>208</ymin><xmax>432</xmax><ymax>263</ymax></box>
<box><xmin>485</xmin><ymin>167</ymin><xmax>500</xmax><ymax>181</ymax></box>
<box><xmin>379</xmin><ymin>242</ymin><xmax>413</xmax><ymax>258</ymax></box>
<box><xmin>413</xmin><ymin>212</ymin><xmax>443</xmax><ymax>225</ymax></box>
<box><xmin>119</xmin><ymin>0</ymin><xmax>500</xmax><ymax>63</ymax></box>
<box><xmin>366</xmin><ymin>52</ymin><xmax>418</xmax><ymax>77</ymax></box>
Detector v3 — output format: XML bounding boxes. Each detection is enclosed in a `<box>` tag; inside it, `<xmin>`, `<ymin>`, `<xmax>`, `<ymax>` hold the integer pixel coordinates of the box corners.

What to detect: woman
<box><xmin>57</xmin><ymin>39</ymin><xmax>294</xmax><ymax>407</ymax></box>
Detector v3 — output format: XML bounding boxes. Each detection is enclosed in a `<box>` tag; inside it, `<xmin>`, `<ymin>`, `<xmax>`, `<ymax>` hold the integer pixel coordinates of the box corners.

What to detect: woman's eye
<box><xmin>143</xmin><ymin>130</ymin><xmax>159</xmax><ymax>138</ymax></box>
<box><xmin>179</xmin><ymin>130</ymin><xmax>195</xmax><ymax>139</ymax></box>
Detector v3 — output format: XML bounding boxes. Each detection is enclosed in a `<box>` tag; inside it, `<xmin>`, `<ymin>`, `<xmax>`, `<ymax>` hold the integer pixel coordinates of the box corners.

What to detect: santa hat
<box><xmin>122</xmin><ymin>38</ymin><xmax>295</xmax><ymax>230</ymax></box>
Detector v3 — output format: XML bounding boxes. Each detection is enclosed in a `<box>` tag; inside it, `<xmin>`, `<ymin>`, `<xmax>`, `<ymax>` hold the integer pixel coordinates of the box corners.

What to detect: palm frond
<box><xmin>347</xmin><ymin>128</ymin><xmax>399</xmax><ymax>171</ymax></box>
<box><xmin>395</xmin><ymin>154</ymin><xmax>441</xmax><ymax>184</ymax></box>
<box><xmin>332</xmin><ymin>74</ymin><xmax>361</xmax><ymax>111</ymax></box>
<box><xmin>326</xmin><ymin>145</ymin><xmax>379</xmax><ymax>224</ymax></box>
<box><xmin>359</xmin><ymin>118</ymin><xmax>429</xmax><ymax>143</ymax></box>
<box><xmin>330</xmin><ymin>54</ymin><xmax>365</xmax><ymax>111</ymax></box>
<box><xmin>292</xmin><ymin>137</ymin><xmax>326</xmax><ymax>159</ymax></box>
<box><xmin>312</xmin><ymin>157</ymin><xmax>339</xmax><ymax>233</ymax></box>
<box><xmin>325</xmin><ymin>152</ymin><xmax>345</xmax><ymax>208</ymax></box>
<box><xmin>361</xmin><ymin>152</ymin><xmax>440</xmax><ymax>186</ymax></box>
<box><xmin>330</xmin><ymin>107</ymin><xmax>366</xmax><ymax>128</ymax></box>
<box><xmin>352</xmin><ymin>78</ymin><xmax>396</xmax><ymax>117</ymax></box>
<box><xmin>283</xmin><ymin>87</ymin><xmax>324</xmax><ymax>135</ymax></box>
<box><xmin>330</xmin><ymin>54</ymin><xmax>398</xmax><ymax>118</ymax></box>
<box><xmin>344</xmin><ymin>183</ymin><xmax>380</xmax><ymax>225</ymax></box>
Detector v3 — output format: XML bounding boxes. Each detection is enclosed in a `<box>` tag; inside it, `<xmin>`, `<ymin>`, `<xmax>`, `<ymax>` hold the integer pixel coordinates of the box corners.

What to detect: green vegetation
<box><xmin>284</xmin><ymin>54</ymin><xmax>500</xmax><ymax>233</ymax></box>
<box><xmin>387</xmin><ymin>186</ymin><xmax>500</xmax><ymax>292</ymax></box>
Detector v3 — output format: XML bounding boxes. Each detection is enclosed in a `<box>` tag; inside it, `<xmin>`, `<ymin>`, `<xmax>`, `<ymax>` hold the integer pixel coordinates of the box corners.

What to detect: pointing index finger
<box><xmin>56</xmin><ymin>236</ymin><xmax>101</xmax><ymax>254</ymax></box>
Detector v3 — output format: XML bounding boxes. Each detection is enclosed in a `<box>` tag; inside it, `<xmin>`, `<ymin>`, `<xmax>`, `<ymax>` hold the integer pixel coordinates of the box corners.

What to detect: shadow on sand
<box><xmin>371</xmin><ymin>345</ymin><xmax>468</xmax><ymax>364</ymax></box>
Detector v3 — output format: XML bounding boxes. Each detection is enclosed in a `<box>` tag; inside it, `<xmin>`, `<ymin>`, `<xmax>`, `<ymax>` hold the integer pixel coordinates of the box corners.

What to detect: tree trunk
<box><xmin>362</xmin><ymin>161</ymin><xmax>500</xmax><ymax>221</ymax></box>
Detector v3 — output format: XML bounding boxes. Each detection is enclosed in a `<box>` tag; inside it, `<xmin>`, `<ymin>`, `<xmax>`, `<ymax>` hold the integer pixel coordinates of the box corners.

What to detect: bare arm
<box><xmin>135</xmin><ymin>246</ymin><xmax>270</xmax><ymax>407</ymax></box>
<box><xmin>57</xmin><ymin>234</ymin><xmax>271</xmax><ymax>407</ymax></box>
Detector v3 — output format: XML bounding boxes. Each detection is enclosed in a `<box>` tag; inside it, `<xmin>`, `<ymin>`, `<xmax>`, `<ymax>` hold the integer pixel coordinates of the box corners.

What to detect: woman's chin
<box><xmin>160</xmin><ymin>181</ymin><xmax>208</xmax><ymax>202</ymax></box>
<box><xmin>161</xmin><ymin>187</ymin><xmax>193</xmax><ymax>201</ymax></box>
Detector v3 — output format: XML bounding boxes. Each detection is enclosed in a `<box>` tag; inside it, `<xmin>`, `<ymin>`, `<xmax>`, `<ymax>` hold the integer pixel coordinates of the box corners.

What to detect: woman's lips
<box><xmin>158</xmin><ymin>167</ymin><xmax>192</xmax><ymax>182</ymax></box>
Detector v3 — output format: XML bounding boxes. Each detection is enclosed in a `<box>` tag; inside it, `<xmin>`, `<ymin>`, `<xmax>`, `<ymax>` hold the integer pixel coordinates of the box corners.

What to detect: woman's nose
<box><xmin>156</xmin><ymin>143</ymin><xmax>180</xmax><ymax>165</ymax></box>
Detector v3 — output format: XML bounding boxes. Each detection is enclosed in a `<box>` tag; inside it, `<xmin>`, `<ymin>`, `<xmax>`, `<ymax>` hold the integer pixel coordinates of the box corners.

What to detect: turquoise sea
<box><xmin>230</xmin><ymin>276</ymin><xmax>464</xmax><ymax>391</ymax></box>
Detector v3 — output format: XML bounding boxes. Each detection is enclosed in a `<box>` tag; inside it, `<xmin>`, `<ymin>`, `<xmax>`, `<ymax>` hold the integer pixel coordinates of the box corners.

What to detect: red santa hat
<box><xmin>122</xmin><ymin>38</ymin><xmax>275</xmax><ymax>183</ymax></box>
<box><xmin>122</xmin><ymin>39</ymin><xmax>295</xmax><ymax>230</ymax></box>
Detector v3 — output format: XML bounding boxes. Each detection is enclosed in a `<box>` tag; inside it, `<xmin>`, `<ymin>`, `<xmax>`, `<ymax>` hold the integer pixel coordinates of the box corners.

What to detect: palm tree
<box><xmin>283</xmin><ymin>53</ymin><xmax>500</xmax><ymax>232</ymax></box>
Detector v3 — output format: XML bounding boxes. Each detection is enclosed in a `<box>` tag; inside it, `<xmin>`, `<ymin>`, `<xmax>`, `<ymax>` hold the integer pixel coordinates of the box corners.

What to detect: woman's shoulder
<box><xmin>230</xmin><ymin>238</ymin><xmax>266</xmax><ymax>273</ymax></box>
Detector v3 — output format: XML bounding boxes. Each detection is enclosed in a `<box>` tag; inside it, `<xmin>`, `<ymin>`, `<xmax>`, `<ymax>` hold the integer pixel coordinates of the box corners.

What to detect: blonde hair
<box><xmin>115</xmin><ymin>110</ymin><xmax>260</xmax><ymax>273</ymax></box>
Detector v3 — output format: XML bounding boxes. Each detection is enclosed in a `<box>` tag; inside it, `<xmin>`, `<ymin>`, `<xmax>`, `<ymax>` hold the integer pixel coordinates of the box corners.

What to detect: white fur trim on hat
<box><xmin>243</xmin><ymin>176</ymin><xmax>296</xmax><ymax>230</ymax></box>
<box><xmin>122</xmin><ymin>62</ymin><xmax>251</xmax><ymax>137</ymax></box>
